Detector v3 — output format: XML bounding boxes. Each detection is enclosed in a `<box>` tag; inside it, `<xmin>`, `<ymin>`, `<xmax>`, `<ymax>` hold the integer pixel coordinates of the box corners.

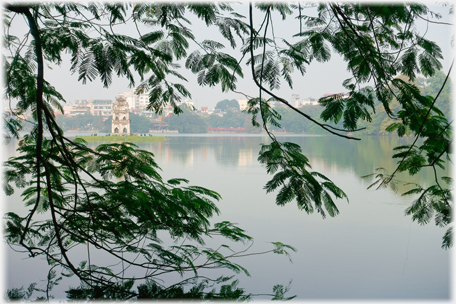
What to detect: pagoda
<box><xmin>111</xmin><ymin>96</ymin><xmax>130</xmax><ymax>134</ymax></box>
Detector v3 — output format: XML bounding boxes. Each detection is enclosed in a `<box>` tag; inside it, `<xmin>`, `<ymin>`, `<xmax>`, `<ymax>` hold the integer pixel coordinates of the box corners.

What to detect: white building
<box><xmin>119</xmin><ymin>89</ymin><xmax>150</xmax><ymax>111</ymax></box>
<box><xmin>136</xmin><ymin>92</ymin><xmax>149</xmax><ymax>110</ymax></box>
<box><xmin>291</xmin><ymin>94</ymin><xmax>301</xmax><ymax>108</ymax></box>
<box><xmin>182</xmin><ymin>98</ymin><xmax>195</xmax><ymax>110</ymax></box>
<box><xmin>301</xmin><ymin>98</ymin><xmax>319</xmax><ymax>106</ymax></box>
<box><xmin>92</xmin><ymin>99</ymin><xmax>113</xmax><ymax>116</ymax></box>
<box><xmin>238</xmin><ymin>99</ymin><xmax>248</xmax><ymax>111</ymax></box>
<box><xmin>120</xmin><ymin>91</ymin><xmax>136</xmax><ymax>111</ymax></box>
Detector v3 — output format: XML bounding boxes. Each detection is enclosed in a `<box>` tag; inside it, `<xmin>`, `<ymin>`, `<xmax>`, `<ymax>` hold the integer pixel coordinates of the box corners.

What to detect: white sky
<box><xmin>4</xmin><ymin>2</ymin><xmax>455</xmax><ymax>110</ymax></box>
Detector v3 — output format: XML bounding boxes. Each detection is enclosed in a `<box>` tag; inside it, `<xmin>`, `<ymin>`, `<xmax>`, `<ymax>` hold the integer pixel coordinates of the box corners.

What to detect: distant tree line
<box><xmin>55</xmin><ymin>112</ymin><xmax>104</xmax><ymax>131</ymax></box>
<box><xmin>164</xmin><ymin>103</ymin><xmax>260</xmax><ymax>133</ymax></box>
<box><xmin>54</xmin><ymin>72</ymin><xmax>451</xmax><ymax>135</ymax></box>
<box><xmin>55</xmin><ymin>113</ymin><xmax>155</xmax><ymax>133</ymax></box>
<box><xmin>166</xmin><ymin>72</ymin><xmax>452</xmax><ymax>134</ymax></box>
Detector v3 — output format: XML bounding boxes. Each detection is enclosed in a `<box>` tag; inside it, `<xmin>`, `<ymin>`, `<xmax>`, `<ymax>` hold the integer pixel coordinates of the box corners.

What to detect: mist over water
<box><xmin>4</xmin><ymin>134</ymin><xmax>450</xmax><ymax>300</ymax></box>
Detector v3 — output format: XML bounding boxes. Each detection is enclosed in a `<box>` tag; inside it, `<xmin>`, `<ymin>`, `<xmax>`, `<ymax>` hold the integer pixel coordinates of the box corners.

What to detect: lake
<box><xmin>3</xmin><ymin>134</ymin><xmax>451</xmax><ymax>300</ymax></box>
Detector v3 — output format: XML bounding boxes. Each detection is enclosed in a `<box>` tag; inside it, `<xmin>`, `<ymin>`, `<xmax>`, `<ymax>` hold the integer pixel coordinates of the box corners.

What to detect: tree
<box><xmin>204</xmin><ymin>108</ymin><xmax>247</xmax><ymax>128</ymax></box>
<box><xmin>3</xmin><ymin>2</ymin><xmax>452</xmax><ymax>300</ymax></box>
<box><xmin>55</xmin><ymin>112</ymin><xmax>105</xmax><ymax>131</ymax></box>
<box><xmin>3</xmin><ymin>3</ymin><xmax>297</xmax><ymax>299</ymax></box>
<box><xmin>129</xmin><ymin>112</ymin><xmax>154</xmax><ymax>133</ymax></box>
<box><xmin>166</xmin><ymin>104</ymin><xmax>208</xmax><ymax>133</ymax></box>
<box><xmin>215</xmin><ymin>99</ymin><xmax>241</xmax><ymax>111</ymax></box>
<box><xmin>416</xmin><ymin>71</ymin><xmax>453</xmax><ymax>117</ymax></box>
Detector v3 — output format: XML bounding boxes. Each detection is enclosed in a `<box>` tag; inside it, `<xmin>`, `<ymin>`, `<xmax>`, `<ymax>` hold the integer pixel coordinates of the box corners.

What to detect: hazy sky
<box><xmin>6</xmin><ymin>2</ymin><xmax>455</xmax><ymax>110</ymax></box>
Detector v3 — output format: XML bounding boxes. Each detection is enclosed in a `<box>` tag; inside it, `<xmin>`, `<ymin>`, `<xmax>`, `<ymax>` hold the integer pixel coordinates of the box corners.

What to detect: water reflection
<box><xmin>238</xmin><ymin>149</ymin><xmax>254</xmax><ymax>167</ymax></box>
<box><xmin>4</xmin><ymin>134</ymin><xmax>450</xmax><ymax>300</ymax></box>
<box><xmin>5</xmin><ymin>135</ymin><xmax>450</xmax><ymax>197</ymax></box>
<box><xmin>117</xmin><ymin>135</ymin><xmax>449</xmax><ymax>196</ymax></box>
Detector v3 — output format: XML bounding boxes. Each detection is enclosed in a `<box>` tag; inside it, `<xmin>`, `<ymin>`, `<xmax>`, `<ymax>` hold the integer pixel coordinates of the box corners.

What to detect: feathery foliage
<box><xmin>3</xmin><ymin>1</ymin><xmax>452</xmax><ymax>299</ymax></box>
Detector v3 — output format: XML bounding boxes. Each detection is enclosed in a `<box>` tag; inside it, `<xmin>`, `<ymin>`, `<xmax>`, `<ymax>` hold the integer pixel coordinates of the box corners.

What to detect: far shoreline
<box><xmin>75</xmin><ymin>135</ymin><xmax>167</xmax><ymax>141</ymax></box>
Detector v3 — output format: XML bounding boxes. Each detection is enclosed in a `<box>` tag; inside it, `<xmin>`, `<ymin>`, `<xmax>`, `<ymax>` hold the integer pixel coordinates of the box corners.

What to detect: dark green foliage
<box><xmin>135</xmin><ymin>278</ymin><xmax>250</xmax><ymax>300</ymax></box>
<box><xmin>416</xmin><ymin>71</ymin><xmax>453</xmax><ymax>117</ymax></box>
<box><xmin>8</xmin><ymin>275</ymin><xmax>295</xmax><ymax>301</ymax></box>
<box><xmin>258</xmin><ymin>141</ymin><xmax>347</xmax><ymax>218</ymax></box>
<box><xmin>129</xmin><ymin>113</ymin><xmax>154</xmax><ymax>133</ymax></box>
<box><xmin>319</xmin><ymin>88</ymin><xmax>375</xmax><ymax>130</ymax></box>
<box><xmin>245</xmin><ymin>3</ymin><xmax>452</xmax><ymax>248</ymax></box>
<box><xmin>64</xmin><ymin>275</ymin><xmax>295</xmax><ymax>301</ymax></box>
<box><xmin>3</xmin><ymin>3</ymin><xmax>453</xmax><ymax>301</ymax></box>
<box><xmin>55</xmin><ymin>113</ymin><xmax>104</xmax><ymax>131</ymax></box>
<box><xmin>214</xmin><ymin>99</ymin><xmax>240</xmax><ymax>111</ymax></box>
<box><xmin>4</xmin><ymin>135</ymin><xmax>296</xmax><ymax>296</ymax></box>
<box><xmin>3</xmin><ymin>4</ymin><xmax>299</xmax><ymax>297</ymax></box>
<box><xmin>205</xmin><ymin>108</ymin><xmax>248</xmax><ymax>129</ymax></box>
<box><xmin>166</xmin><ymin>110</ymin><xmax>208</xmax><ymax>133</ymax></box>
<box><xmin>3</xmin><ymin>113</ymin><xmax>22</xmax><ymax>143</ymax></box>
<box><xmin>403</xmin><ymin>180</ymin><xmax>452</xmax><ymax>249</ymax></box>
<box><xmin>5</xmin><ymin>284</ymin><xmax>38</xmax><ymax>301</ymax></box>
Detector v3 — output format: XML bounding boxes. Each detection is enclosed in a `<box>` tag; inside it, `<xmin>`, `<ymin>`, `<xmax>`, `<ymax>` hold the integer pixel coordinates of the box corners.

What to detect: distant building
<box><xmin>271</xmin><ymin>101</ymin><xmax>286</xmax><ymax>108</ymax></box>
<box><xmin>69</xmin><ymin>100</ymin><xmax>92</xmax><ymax>116</ymax></box>
<box><xmin>182</xmin><ymin>99</ymin><xmax>194</xmax><ymax>110</ymax></box>
<box><xmin>238</xmin><ymin>99</ymin><xmax>248</xmax><ymax>111</ymax></box>
<box><xmin>201</xmin><ymin>106</ymin><xmax>208</xmax><ymax>114</ymax></box>
<box><xmin>120</xmin><ymin>91</ymin><xmax>136</xmax><ymax>111</ymax></box>
<box><xmin>213</xmin><ymin>109</ymin><xmax>223</xmax><ymax>117</ymax></box>
<box><xmin>322</xmin><ymin>93</ymin><xmax>349</xmax><ymax>99</ymax></box>
<box><xmin>119</xmin><ymin>89</ymin><xmax>149</xmax><ymax>112</ymax></box>
<box><xmin>301</xmin><ymin>98</ymin><xmax>318</xmax><ymax>106</ymax></box>
<box><xmin>92</xmin><ymin>99</ymin><xmax>113</xmax><ymax>116</ymax></box>
<box><xmin>112</xmin><ymin>96</ymin><xmax>130</xmax><ymax>134</ymax></box>
<box><xmin>136</xmin><ymin>92</ymin><xmax>149</xmax><ymax>110</ymax></box>
<box><xmin>62</xmin><ymin>104</ymin><xmax>73</xmax><ymax>116</ymax></box>
<box><xmin>291</xmin><ymin>94</ymin><xmax>300</xmax><ymax>108</ymax></box>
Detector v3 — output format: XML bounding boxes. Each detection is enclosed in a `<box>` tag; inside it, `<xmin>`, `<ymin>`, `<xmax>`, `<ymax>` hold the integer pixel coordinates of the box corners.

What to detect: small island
<box><xmin>76</xmin><ymin>97</ymin><xmax>166</xmax><ymax>141</ymax></box>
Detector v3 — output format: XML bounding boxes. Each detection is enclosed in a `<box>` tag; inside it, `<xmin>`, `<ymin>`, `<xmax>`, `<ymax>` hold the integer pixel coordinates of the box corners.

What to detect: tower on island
<box><xmin>111</xmin><ymin>96</ymin><xmax>130</xmax><ymax>134</ymax></box>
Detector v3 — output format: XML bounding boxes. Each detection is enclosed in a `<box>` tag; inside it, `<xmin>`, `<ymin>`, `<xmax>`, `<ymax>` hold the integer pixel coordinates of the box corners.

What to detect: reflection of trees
<box><xmin>137</xmin><ymin>138</ymin><xmax>196</xmax><ymax>166</ymax></box>
<box><xmin>278</xmin><ymin>136</ymin><xmax>450</xmax><ymax>194</ymax></box>
<box><xmin>276</xmin><ymin>136</ymin><xmax>409</xmax><ymax>175</ymax></box>
<box><xmin>102</xmin><ymin>136</ymin><xmax>448</xmax><ymax>193</ymax></box>
<box><xmin>141</xmin><ymin>137</ymin><xmax>264</xmax><ymax>168</ymax></box>
<box><xmin>212</xmin><ymin>137</ymin><xmax>259</xmax><ymax>167</ymax></box>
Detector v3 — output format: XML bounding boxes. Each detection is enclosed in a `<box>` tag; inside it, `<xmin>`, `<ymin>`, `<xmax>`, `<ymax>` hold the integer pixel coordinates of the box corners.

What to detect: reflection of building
<box><xmin>238</xmin><ymin>149</ymin><xmax>253</xmax><ymax>166</ymax></box>
<box><xmin>308</xmin><ymin>156</ymin><xmax>338</xmax><ymax>173</ymax></box>
<box><xmin>111</xmin><ymin>96</ymin><xmax>130</xmax><ymax>134</ymax></box>
<box><xmin>183</xmin><ymin>149</ymin><xmax>194</xmax><ymax>167</ymax></box>
<box><xmin>201</xmin><ymin>147</ymin><xmax>208</xmax><ymax>160</ymax></box>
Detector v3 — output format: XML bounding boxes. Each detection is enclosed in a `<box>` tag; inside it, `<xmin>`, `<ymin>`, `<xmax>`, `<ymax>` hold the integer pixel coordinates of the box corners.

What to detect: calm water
<box><xmin>3</xmin><ymin>134</ymin><xmax>451</xmax><ymax>300</ymax></box>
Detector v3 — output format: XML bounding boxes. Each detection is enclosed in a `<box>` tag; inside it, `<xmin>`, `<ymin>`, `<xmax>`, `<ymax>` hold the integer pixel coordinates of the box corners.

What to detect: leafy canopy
<box><xmin>3</xmin><ymin>1</ymin><xmax>452</xmax><ymax>300</ymax></box>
